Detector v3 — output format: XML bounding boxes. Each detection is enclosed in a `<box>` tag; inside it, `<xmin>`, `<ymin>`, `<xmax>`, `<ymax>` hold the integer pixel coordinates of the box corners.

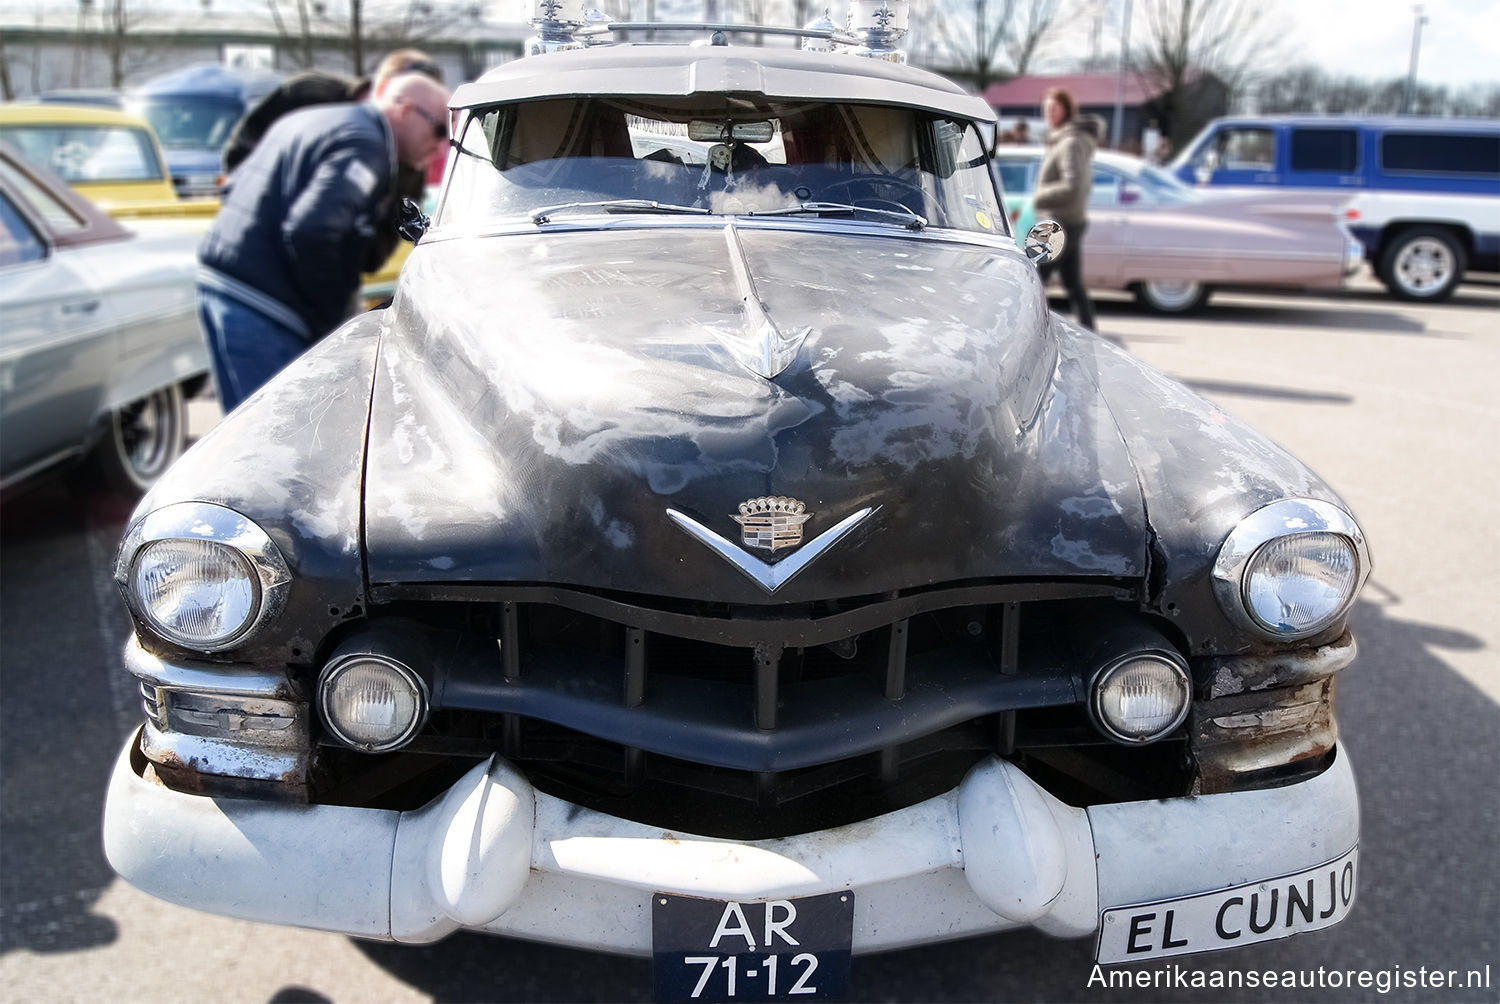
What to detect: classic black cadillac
<box><xmin>104</xmin><ymin>4</ymin><xmax>1369</xmax><ymax>999</ymax></box>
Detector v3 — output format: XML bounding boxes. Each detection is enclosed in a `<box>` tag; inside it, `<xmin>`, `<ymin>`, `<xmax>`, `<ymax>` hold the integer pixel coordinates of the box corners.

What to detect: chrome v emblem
<box><xmin>665</xmin><ymin>506</ymin><xmax>877</xmax><ymax>594</ymax></box>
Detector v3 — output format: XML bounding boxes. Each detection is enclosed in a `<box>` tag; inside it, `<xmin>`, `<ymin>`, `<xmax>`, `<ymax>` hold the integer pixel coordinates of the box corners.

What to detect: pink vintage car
<box><xmin>996</xmin><ymin>147</ymin><xmax>1364</xmax><ymax>312</ymax></box>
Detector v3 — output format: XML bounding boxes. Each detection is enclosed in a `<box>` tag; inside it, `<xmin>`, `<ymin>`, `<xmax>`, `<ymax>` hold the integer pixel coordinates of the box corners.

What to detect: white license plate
<box><xmin>1096</xmin><ymin>845</ymin><xmax>1358</xmax><ymax>964</ymax></box>
<box><xmin>652</xmin><ymin>891</ymin><xmax>854</xmax><ymax>1002</ymax></box>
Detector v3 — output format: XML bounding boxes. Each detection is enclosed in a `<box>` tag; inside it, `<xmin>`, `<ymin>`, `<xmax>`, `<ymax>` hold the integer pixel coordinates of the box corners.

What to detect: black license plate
<box><xmin>652</xmin><ymin>891</ymin><xmax>854</xmax><ymax>1002</ymax></box>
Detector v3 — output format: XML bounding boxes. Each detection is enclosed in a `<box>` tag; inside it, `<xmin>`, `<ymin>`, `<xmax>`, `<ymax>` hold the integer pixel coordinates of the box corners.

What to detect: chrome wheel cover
<box><xmin>1393</xmin><ymin>237</ymin><xmax>1455</xmax><ymax>296</ymax></box>
<box><xmin>1143</xmin><ymin>279</ymin><xmax>1203</xmax><ymax>311</ymax></box>
<box><xmin>115</xmin><ymin>388</ymin><xmax>181</xmax><ymax>481</ymax></box>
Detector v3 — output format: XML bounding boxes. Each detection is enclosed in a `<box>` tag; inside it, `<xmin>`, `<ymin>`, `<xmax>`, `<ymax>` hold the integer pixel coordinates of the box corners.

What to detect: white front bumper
<box><xmin>103</xmin><ymin>737</ymin><xmax>1358</xmax><ymax>956</ymax></box>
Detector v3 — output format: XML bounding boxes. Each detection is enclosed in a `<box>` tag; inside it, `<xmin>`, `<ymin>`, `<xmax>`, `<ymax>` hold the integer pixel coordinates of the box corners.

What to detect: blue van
<box><xmin>1170</xmin><ymin>115</ymin><xmax>1500</xmax><ymax>195</ymax></box>
<box><xmin>1171</xmin><ymin>116</ymin><xmax>1499</xmax><ymax>300</ymax></box>
<box><xmin>126</xmin><ymin>64</ymin><xmax>282</xmax><ymax>199</ymax></box>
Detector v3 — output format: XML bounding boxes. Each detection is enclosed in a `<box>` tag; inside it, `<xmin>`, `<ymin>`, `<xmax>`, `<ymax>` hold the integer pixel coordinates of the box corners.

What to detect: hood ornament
<box><xmin>733</xmin><ymin>496</ymin><xmax>810</xmax><ymax>552</ymax></box>
<box><xmin>666</xmin><ymin>501</ymin><xmax>877</xmax><ymax>594</ymax></box>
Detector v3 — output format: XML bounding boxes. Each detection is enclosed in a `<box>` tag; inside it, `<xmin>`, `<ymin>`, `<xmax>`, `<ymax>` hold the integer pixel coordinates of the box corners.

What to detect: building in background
<box><xmin>983</xmin><ymin>70</ymin><xmax>1228</xmax><ymax>153</ymax></box>
<box><xmin>0</xmin><ymin>3</ymin><xmax>532</xmax><ymax>100</ymax></box>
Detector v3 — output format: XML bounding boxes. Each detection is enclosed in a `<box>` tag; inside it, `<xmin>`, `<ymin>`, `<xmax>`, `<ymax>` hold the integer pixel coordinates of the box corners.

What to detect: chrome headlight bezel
<box><xmin>116</xmin><ymin>502</ymin><xmax>291</xmax><ymax>652</ymax></box>
<box><xmin>317</xmin><ymin>652</ymin><xmax>430</xmax><ymax>753</ymax></box>
<box><xmin>1212</xmin><ymin>499</ymin><xmax>1371</xmax><ymax>642</ymax></box>
<box><xmin>1088</xmin><ymin>650</ymin><xmax>1193</xmax><ymax>745</ymax></box>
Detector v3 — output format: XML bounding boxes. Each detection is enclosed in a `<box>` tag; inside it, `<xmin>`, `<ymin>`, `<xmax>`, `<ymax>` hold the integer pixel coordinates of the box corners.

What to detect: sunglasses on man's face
<box><xmin>405</xmin><ymin>102</ymin><xmax>449</xmax><ymax>142</ymax></box>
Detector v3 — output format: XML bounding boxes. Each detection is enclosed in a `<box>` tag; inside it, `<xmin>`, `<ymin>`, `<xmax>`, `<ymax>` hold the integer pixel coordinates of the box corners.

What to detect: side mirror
<box><xmin>1193</xmin><ymin>150</ymin><xmax>1220</xmax><ymax>186</ymax></box>
<box><xmin>398</xmin><ymin>197</ymin><xmax>430</xmax><ymax>243</ymax></box>
<box><xmin>1025</xmin><ymin>219</ymin><xmax>1066</xmax><ymax>266</ymax></box>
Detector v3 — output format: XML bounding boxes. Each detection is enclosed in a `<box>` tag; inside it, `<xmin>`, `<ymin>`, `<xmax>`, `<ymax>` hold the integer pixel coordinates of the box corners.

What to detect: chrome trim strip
<box><xmin>123</xmin><ymin>634</ymin><xmax>301</xmax><ymax>700</ymax></box>
<box><xmin>140</xmin><ymin>723</ymin><xmax>308</xmax><ymax>782</ymax></box>
<box><xmin>666</xmin><ymin>505</ymin><xmax>877</xmax><ymax>594</ymax></box>
<box><xmin>1211</xmin><ymin>498</ymin><xmax>1372</xmax><ymax>641</ymax></box>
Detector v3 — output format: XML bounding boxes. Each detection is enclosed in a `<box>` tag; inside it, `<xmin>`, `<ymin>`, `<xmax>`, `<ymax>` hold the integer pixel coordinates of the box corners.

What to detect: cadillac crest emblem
<box><xmin>733</xmin><ymin>496</ymin><xmax>811</xmax><ymax>552</ymax></box>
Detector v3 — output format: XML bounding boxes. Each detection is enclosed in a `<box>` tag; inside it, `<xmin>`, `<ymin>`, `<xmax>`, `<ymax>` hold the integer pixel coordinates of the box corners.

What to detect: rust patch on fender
<box><xmin>1191</xmin><ymin>678</ymin><xmax>1339</xmax><ymax>795</ymax></box>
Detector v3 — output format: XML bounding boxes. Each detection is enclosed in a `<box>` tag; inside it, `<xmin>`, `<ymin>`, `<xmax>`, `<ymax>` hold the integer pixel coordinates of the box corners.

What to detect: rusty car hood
<box><xmin>362</xmin><ymin>224</ymin><xmax>1149</xmax><ymax>603</ymax></box>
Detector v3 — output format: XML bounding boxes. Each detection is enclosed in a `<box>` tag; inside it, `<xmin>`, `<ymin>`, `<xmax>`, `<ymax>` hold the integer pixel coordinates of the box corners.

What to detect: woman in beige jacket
<box><xmin>1032</xmin><ymin>87</ymin><xmax>1098</xmax><ymax>331</ymax></box>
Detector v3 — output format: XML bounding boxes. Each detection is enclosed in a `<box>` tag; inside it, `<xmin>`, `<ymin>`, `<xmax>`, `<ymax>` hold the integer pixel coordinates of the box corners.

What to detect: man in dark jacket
<box><xmin>222</xmin><ymin>49</ymin><xmax>444</xmax><ymax>274</ymax></box>
<box><xmin>197</xmin><ymin>72</ymin><xmax>450</xmax><ymax>412</ymax></box>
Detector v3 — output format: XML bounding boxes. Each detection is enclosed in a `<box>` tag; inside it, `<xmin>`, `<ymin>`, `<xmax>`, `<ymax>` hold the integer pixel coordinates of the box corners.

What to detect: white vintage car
<box><xmin>0</xmin><ymin>141</ymin><xmax>208</xmax><ymax>497</ymax></box>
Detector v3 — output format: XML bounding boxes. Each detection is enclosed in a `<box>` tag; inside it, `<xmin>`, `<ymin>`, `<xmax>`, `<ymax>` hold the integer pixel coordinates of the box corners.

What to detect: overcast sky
<box><xmin>10</xmin><ymin>0</ymin><xmax>1497</xmax><ymax>89</ymax></box>
<box><xmin>489</xmin><ymin>0</ymin><xmax>1499</xmax><ymax>88</ymax></box>
<box><xmin>1278</xmin><ymin>0</ymin><xmax>1500</xmax><ymax>87</ymax></box>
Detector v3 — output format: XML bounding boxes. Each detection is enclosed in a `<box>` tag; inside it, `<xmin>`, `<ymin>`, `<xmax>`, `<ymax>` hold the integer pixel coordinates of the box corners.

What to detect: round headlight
<box><xmin>318</xmin><ymin>654</ymin><xmax>429</xmax><ymax>753</ymax></box>
<box><xmin>1243</xmin><ymin>532</ymin><xmax>1359</xmax><ymax>637</ymax></box>
<box><xmin>1213</xmin><ymin>500</ymin><xmax>1370</xmax><ymax>642</ymax></box>
<box><xmin>1091</xmin><ymin>653</ymin><xmax>1191</xmax><ymax>745</ymax></box>
<box><xmin>130</xmin><ymin>538</ymin><xmax>259</xmax><ymax>648</ymax></box>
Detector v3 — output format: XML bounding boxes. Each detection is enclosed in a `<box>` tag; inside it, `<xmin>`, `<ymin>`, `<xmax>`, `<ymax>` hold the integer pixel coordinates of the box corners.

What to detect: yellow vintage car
<box><xmin>0</xmin><ymin>103</ymin><xmax>186</xmax><ymax>214</ymax></box>
<box><xmin>0</xmin><ymin>101</ymin><xmax>408</xmax><ymax>304</ymax></box>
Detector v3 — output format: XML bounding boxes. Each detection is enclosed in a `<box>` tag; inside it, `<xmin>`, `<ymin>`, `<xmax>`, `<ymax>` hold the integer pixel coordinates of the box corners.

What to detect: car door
<box><xmin>0</xmin><ymin>185</ymin><xmax>118</xmax><ymax>482</ymax></box>
<box><xmin>1081</xmin><ymin>165</ymin><xmax>1127</xmax><ymax>286</ymax></box>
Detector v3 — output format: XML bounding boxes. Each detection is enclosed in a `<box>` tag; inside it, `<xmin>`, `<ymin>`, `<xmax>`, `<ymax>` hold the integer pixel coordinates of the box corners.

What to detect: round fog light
<box><xmin>1091</xmin><ymin>653</ymin><xmax>1191</xmax><ymax>745</ymax></box>
<box><xmin>318</xmin><ymin>654</ymin><xmax>429</xmax><ymax>752</ymax></box>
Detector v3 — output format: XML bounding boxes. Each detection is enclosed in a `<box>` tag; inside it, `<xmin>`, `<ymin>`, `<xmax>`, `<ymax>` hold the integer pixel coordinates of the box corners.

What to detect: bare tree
<box><xmin>1005</xmin><ymin>0</ymin><xmax>1061</xmax><ymax>76</ymax></box>
<box><xmin>266</xmin><ymin>0</ymin><xmax>320</xmax><ymax>69</ymax></box>
<box><xmin>90</xmin><ymin>0</ymin><xmax>163</xmax><ymax>87</ymax></box>
<box><xmin>932</xmin><ymin>0</ymin><xmax>1016</xmax><ymax>89</ymax></box>
<box><xmin>0</xmin><ymin>30</ymin><xmax>13</xmax><ymax>100</ymax></box>
<box><xmin>926</xmin><ymin>0</ymin><xmax>1066</xmax><ymax>88</ymax></box>
<box><xmin>1247</xmin><ymin>64</ymin><xmax>1500</xmax><ymax>118</ymax></box>
<box><xmin>1130</xmin><ymin>0</ymin><xmax>1286</xmax><ymax>146</ymax></box>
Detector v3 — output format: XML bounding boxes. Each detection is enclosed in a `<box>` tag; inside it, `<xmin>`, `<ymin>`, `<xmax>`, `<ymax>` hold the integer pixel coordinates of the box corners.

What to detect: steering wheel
<box><xmin>819</xmin><ymin>175</ymin><xmax>945</xmax><ymax>225</ymax></box>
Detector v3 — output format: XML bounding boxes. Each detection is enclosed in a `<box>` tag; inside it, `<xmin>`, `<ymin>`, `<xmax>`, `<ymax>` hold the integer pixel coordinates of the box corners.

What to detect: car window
<box><xmin>1380</xmin><ymin>132</ymin><xmax>1500</xmax><ymax>177</ymax></box>
<box><xmin>1211</xmin><ymin>127</ymin><xmax>1276</xmax><ymax>170</ymax></box>
<box><xmin>0</xmin><ymin>123</ymin><xmax>165</xmax><ymax>183</ymax></box>
<box><xmin>0</xmin><ymin>191</ymin><xmax>47</xmax><ymax>267</ymax></box>
<box><xmin>132</xmin><ymin>96</ymin><xmax>245</xmax><ymax>151</ymax></box>
<box><xmin>994</xmin><ymin>161</ymin><xmax>1031</xmax><ymax>196</ymax></box>
<box><xmin>441</xmin><ymin>96</ymin><xmax>1006</xmax><ymax>236</ymax></box>
<box><xmin>1290</xmin><ymin>128</ymin><xmax>1359</xmax><ymax>173</ymax></box>
<box><xmin>1132</xmin><ymin>163</ymin><xmax>1197</xmax><ymax>205</ymax></box>
<box><xmin>1088</xmin><ymin>167</ymin><xmax>1118</xmax><ymax>206</ymax></box>
<box><xmin>0</xmin><ymin>158</ymin><xmax>88</xmax><ymax>234</ymax></box>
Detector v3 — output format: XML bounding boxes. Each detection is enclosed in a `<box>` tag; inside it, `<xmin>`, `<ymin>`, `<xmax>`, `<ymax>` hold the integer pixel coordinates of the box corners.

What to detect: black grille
<box><xmin>321</xmin><ymin>580</ymin><xmax>1169</xmax><ymax>835</ymax></box>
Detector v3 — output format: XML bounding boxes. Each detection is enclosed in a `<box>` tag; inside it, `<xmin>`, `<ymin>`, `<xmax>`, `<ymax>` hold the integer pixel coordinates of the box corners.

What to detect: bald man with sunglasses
<box><xmin>197</xmin><ymin>72</ymin><xmax>452</xmax><ymax>412</ymax></box>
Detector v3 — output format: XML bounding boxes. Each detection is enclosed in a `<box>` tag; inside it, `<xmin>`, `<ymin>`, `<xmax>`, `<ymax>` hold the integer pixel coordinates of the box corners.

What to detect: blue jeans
<box><xmin>197</xmin><ymin>287</ymin><xmax>308</xmax><ymax>413</ymax></box>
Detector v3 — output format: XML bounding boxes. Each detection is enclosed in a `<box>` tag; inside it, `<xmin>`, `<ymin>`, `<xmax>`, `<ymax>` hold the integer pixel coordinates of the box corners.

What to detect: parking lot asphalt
<box><xmin>1</xmin><ymin>270</ymin><xmax>1495</xmax><ymax>1002</ymax></box>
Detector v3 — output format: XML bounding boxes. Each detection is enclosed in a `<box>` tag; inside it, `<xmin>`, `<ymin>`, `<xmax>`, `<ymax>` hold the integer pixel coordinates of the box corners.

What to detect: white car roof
<box><xmin>453</xmin><ymin>45</ymin><xmax>996</xmax><ymax>124</ymax></box>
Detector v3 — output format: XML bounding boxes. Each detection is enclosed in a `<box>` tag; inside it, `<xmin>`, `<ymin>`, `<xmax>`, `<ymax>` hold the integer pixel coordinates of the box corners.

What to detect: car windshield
<box><xmin>0</xmin><ymin>123</ymin><xmax>164</xmax><ymax>183</ymax></box>
<box><xmin>438</xmin><ymin>96</ymin><xmax>1007</xmax><ymax>236</ymax></box>
<box><xmin>1131</xmin><ymin>162</ymin><xmax>1197</xmax><ymax>204</ymax></box>
<box><xmin>132</xmin><ymin>96</ymin><xmax>244</xmax><ymax>150</ymax></box>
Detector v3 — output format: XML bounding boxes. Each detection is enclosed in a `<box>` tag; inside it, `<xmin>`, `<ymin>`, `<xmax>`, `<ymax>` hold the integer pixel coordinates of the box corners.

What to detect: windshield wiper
<box><xmin>530</xmin><ymin>199</ymin><xmax>711</xmax><ymax>224</ymax></box>
<box><xmin>748</xmin><ymin>201</ymin><xmax>927</xmax><ymax>231</ymax></box>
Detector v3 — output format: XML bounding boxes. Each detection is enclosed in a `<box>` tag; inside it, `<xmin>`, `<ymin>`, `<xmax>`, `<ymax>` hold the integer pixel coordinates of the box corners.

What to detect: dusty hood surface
<box><xmin>364</xmin><ymin>224</ymin><xmax>1148</xmax><ymax>603</ymax></box>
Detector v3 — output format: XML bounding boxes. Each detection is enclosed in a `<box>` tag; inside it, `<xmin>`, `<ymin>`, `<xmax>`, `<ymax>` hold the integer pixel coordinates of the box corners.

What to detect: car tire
<box><xmin>1377</xmin><ymin>227</ymin><xmax>1465</xmax><ymax>302</ymax></box>
<box><xmin>1135</xmin><ymin>279</ymin><xmax>1210</xmax><ymax>314</ymax></box>
<box><xmin>83</xmin><ymin>383</ymin><xmax>188</xmax><ymax>496</ymax></box>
